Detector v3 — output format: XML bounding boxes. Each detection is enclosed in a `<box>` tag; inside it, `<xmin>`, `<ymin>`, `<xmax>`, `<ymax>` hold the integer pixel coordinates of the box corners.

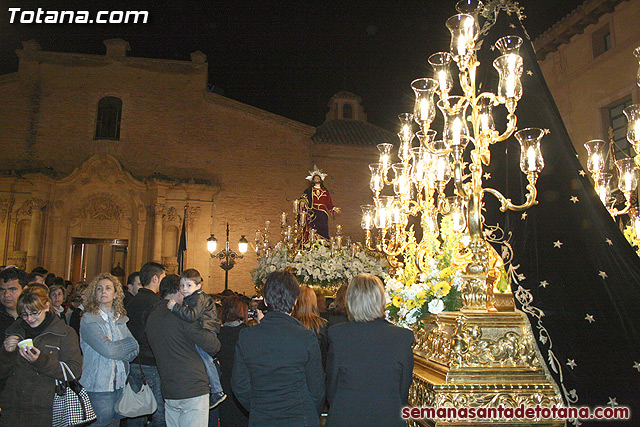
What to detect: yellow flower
<box><xmin>434</xmin><ymin>281</ymin><xmax>451</xmax><ymax>297</ymax></box>
<box><xmin>439</xmin><ymin>267</ymin><xmax>453</xmax><ymax>279</ymax></box>
<box><xmin>416</xmin><ymin>291</ymin><xmax>426</xmax><ymax>301</ymax></box>
<box><xmin>392</xmin><ymin>296</ymin><xmax>402</xmax><ymax>307</ymax></box>
<box><xmin>406</xmin><ymin>299</ymin><xmax>416</xmax><ymax>310</ymax></box>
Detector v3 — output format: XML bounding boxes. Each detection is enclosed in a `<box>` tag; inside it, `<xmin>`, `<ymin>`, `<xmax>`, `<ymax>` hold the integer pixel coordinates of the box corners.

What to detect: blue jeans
<box><xmin>196</xmin><ymin>344</ymin><xmax>222</xmax><ymax>394</ymax></box>
<box><xmin>87</xmin><ymin>388</ymin><xmax>124</xmax><ymax>427</ymax></box>
<box><xmin>127</xmin><ymin>364</ymin><xmax>165</xmax><ymax>427</ymax></box>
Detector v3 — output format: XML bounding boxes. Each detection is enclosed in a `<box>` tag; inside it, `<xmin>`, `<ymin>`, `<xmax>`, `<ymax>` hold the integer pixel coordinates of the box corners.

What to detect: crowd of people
<box><xmin>0</xmin><ymin>262</ymin><xmax>414</xmax><ymax>427</ymax></box>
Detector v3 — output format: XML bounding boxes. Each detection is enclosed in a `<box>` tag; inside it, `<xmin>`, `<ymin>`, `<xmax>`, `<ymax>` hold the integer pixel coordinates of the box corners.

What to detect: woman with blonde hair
<box><xmin>292</xmin><ymin>285</ymin><xmax>329</xmax><ymax>368</ymax></box>
<box><xmin>326</xmin><ymin>273</ymin><xmax>414</xmax><ymax>427</ymax></box>
<box><xmin>0</xmin><ymin>289</ymin><xmax>83</xmax><ymax>425</ymax></box>
<box><xmin>80</xmin><ymin>273</ymin><xmax>139</xmax><ymax>427</ymax></box>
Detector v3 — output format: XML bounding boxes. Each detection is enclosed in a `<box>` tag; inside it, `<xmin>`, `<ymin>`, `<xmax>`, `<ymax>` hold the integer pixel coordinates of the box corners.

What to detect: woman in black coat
<box><xmin>232</xmin><ymin>271</ymin><xmax>324</xmax><ymax>427</ymax></box>
<box><xmin>217</xmin><ymin>296</ymin><xmax>250</xmax><ymax>427</ymax></box>
<box><xmin>326</xmin><ymin>273</ymin><xmax>414</xmax><ymax>427</ymax></box>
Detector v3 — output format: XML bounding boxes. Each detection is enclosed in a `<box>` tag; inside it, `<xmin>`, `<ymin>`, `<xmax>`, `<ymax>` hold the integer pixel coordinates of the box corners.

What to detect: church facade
<box><xmin>0</xmin><ymin>39</ymin><xmax>392</xmax><ymax>294</ymax></box>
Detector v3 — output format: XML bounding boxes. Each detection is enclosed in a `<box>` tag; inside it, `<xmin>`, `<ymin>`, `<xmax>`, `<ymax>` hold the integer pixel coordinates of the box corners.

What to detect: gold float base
<box><xmin>408</xmin><ymin>310</ymin><xmax>565</xmax><ymax>426</ymax></box>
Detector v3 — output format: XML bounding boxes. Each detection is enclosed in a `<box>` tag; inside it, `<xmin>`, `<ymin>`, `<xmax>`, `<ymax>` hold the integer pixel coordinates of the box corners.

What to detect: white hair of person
<box><xmin>346</xmin><ymin>273</ymin><xmax>386</xmax><ymax>322</ymax></box>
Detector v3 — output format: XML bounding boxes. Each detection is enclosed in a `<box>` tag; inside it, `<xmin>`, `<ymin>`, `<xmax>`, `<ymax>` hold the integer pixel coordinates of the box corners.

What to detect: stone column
<box><xmin>152</xmin><ymin>203</ymin><xmax>165</xmax><ymax>264</ymax></box>
<box><xmin>25</xmin><ymin>199</ymin><xmax>46</xmax><ymax>272</ymax></box>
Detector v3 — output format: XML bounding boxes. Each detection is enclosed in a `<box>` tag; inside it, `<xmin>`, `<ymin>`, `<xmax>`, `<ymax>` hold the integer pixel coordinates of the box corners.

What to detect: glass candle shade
<box><xmin>417</xmin><ymin>129</ymin><xmax>437</xmax><ymax>151</ymax></box>
<box><xmin>446</xmin><ymin>14</ymin><xmax>478</xmax><ymax>60</ymax></box>
<box><xmin>392</xmin><ymin>163</ymin><xmax>412</xmax><ymax>196</ymax></box>
<box><xmin>377</xmin><ymin>143</ymin><xmax>394</xmax><ymax>171</ymax></box>
<box><xmin>411</xmin><ymin>147</ymin><xmax>430</xmax><ymax>184</ymax></box>
<box><xmin>438</xmin><ymin>96</ymin><xmax>470</xmax><ymax>149</ymax></box>
<box><xmin>398</xmin><ymin>113</ymin><xmax>414</xmax><ymax>142</ymax></box>
<box><xmin>432</xmin><ymin>149</ymin><xmax>452</xmax><ymax>184</ymax></box>
<box><xmin>445</xmin><ymin>196</ymin><xmax>467</xmax><ymax>233</ymax></box>
<box><xmin>369</xmin><ymin>163</ymin><xmax>384</xmax><ymax>192</ymax></box>
<box><xmin>584</xmin><ymin>139</ymin><xmax>607</xmax><ymax>174</ymax></box>
<box><xmin>494</xmin><ymin>35</ymin><xmax>523</xmax><ymax>55</ymax></box>
<box><xmin>596</xmin><ymin>173</ymin><xmax>613</xmax><ymax>206</ymax></box>
<box><xmin>361</xmin><ymin>205</ymin><xmax>375</xmax><ymax>230</ymax></box>
<box><xmin>428</xmin><ymin>52</ymin><xmax>453</xmax><ymax>96</ymax></box>
<box><xmin>615</xmin><ymin>157</ymin><xmax>638</xmax><ymax>192</ymax></box>
<box><xmin>398</xmin><ymin>139</ymin><xmax>412</xmax><ymax>162</ymax></box>
<box><xmin>477</xmin><ymin>97</ymin><xmax>495</xmax><ymax>133</ymax></box>
<box><xmin>623</xmin><ymin>104</ymin><xmax>640</xmax><ymax>144</ymax></box>
<box><xmin>493</xmin><ymin>54</ymin><xmax>523</xmax><ymax>103</ymax></box>
<box><xmin>515</xmin><ymin>128</ymin><xmax>545</xmax><ymax>173</ymax></box>
<box><xmin>411</xmin><ymin>78</ymin><xmax>439</xmax><ymax>130</ymax></box>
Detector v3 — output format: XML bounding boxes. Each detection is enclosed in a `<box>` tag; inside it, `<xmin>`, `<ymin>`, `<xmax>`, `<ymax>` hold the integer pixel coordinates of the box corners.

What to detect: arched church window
<box><xmin>95</xmin><ymin>96</ymin><xmax>122</xmax><ymax>140</ymax></box>
<box><xmin>342</xmin><ymin>103</ymin><xmax>353</xmax><ymax>119</ymax></box>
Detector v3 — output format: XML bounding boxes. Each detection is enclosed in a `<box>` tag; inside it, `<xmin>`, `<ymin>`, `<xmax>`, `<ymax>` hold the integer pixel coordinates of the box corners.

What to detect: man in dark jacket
<box><xmin>0</xmin><ymin>267</ymin><xmax>27</xmax><ymax>394</ymax></box>
<box><xmin>232</xmin><ymin>270</ymin><xmax>324</xmax><ymax>427</ymax></box>
<box><xmin>126</xmin><ymin>261</ymin><xmax>165</xmax><ymax>427</ymax></box>
<box><xmin>146</xmin><ymin>274</ymin><xmax>221</xmax><ymax>427</ymax></box>
<box><xmin>0</xmin><ymin>267</ymin><xmax>26</xmax><ymax>337</ymax></box>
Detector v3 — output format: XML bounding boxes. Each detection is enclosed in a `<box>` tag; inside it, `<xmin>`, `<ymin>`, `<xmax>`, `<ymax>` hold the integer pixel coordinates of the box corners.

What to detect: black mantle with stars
<box><xmin>471</xmin><ymin>4</ymin><xmax>640</xmax><ymax>426</ymax></box>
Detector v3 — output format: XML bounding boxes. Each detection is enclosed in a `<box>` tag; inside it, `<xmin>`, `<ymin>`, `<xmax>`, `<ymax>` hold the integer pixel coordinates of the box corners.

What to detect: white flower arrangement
<box><xmin>251</xmin><ymin>240</ymin><xmax>387</xmax><ymax>291</ymax></box>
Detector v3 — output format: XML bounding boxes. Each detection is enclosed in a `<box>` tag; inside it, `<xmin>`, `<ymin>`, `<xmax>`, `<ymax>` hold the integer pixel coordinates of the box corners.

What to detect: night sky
<box><xmin>0</xmin><ymin>0</ymin><xmax>585</xmax><ymax>129</ymax></box>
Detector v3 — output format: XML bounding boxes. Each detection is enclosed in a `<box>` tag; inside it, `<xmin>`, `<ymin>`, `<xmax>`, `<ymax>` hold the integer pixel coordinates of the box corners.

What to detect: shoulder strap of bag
<box><xmin>138</xmin><ymin>362</ymin><xmax>148</xmax><ymax>385</ymax></box>
<box><xmin>59</xmin><ymin>361</ymin><xmax>76</xmax><ymax>381</ymax></box>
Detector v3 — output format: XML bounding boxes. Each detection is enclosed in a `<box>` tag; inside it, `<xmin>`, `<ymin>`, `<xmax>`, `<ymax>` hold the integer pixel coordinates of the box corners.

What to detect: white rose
<box><xmin>428</xmin><ymin>298</ymin><xmax>444</xmax><ymax>315</ymax></box>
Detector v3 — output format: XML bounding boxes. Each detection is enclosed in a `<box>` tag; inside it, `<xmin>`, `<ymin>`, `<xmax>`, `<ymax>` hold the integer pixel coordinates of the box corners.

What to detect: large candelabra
<box><xmin>362</xmin><ymin>11</ymin><xmax>544</xmax><ymax>311</ymax></box>
<box><xmin>583</xmin><ymin>47</ymin><xmax>640</xmax><ymax>247</ymax></box>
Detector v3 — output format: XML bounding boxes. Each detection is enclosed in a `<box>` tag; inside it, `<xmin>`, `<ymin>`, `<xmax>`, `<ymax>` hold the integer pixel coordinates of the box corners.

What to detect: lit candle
<box><xmin>592</xmin><ymin>154</ymin><xmax>601</xmax><ymax>172</ymax></box>
<box><xmin>527</xmin><ymin>146</ymin><xmax>537</xmax><ymax>171</ymax></box>
<box><xmin>420</xmin><ymin>98</ymin><xmax>430</xmax><ymax>121</ymax></box>
<box><xmin>336</xmin><ymin>224</ymin><xmax>343</xmax><ymax>235</ymax></box>
<box><xmin>265</xmin><ymin>219</ymin><xmax>271</xmax><ymax>230</ymax></box>
<box><xmin>480</xmin><ymin>113</ymin><xmax>489</xmax><ymax>132</ymax></box>
<box><xmin>280</xmin><ymin>212</ymin><xmax>287</xmax><ymax>227</ymax></box>
<box><xmin>457</xmin><ymin>36</ymin><xmax>467</xmax><ymax>57</ymax></box>
<box><xmin>436</xmin><ymin>157</ymin><xmax>447</xmax><ymax>181</ymax></box>
<box><xmin>293</xmin><ymin>199</ymin><xmax>299</xmax><ymax>214</ymax></box>
<box><xmin>598</xmin><ymin>185</ymin><xmax>608</xmax><ymax>205</ymax></box>
<box><xmin>438</xmin><ymin>70</ymin><xmax>447</xmax><ymax>93</ymax></box>
<box><xmin>402</xmin><ymin>124</ymin><xmax>412</xmax><ymax>141</ymax></box>
<box><xmin>625</xmin><ymin>172</ymin><xmax>634</xmax><ymax>191</ymax></box>
<box><xmin>452</xmin><ymin>117</ymin><xmax>461</xmax><ymax>146</ymax></box>
<box><xmin>634</xmin><ymin>120</ymin><xmax>640</xmax><ymax>142</ymax></box>
<box><xmin>299</xmin><ymin>212</ymin><xmax>306</xmax><ymax>226</ymax></box>
<box><xmin>380</xmin><ymin>154</ymin><xmax>389</xmax><ymax>169</ymax></box>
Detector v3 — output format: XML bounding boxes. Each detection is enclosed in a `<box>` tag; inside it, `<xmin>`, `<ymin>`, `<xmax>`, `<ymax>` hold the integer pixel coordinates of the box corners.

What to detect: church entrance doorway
<box><xmin>69</xmin><ymin>238</ymin><xmax>128</xmax><ymax>285</ymax></box>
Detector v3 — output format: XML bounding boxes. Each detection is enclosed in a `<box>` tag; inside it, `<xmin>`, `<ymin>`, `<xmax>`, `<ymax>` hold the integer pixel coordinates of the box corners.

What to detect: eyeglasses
<box><xmin>20</xmin><ymin>310</ymin><xmax>43</xmax><ymax>320</ymax></box>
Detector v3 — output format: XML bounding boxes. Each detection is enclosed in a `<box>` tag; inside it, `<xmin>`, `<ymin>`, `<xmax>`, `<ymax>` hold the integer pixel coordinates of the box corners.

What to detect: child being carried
<box><xmin>167</xmin><ymin>268</ymin><xmax>226</xmax><ymax>409</ymax></box>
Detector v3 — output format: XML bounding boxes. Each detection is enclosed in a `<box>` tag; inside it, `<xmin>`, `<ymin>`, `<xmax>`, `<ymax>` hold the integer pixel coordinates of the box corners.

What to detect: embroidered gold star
<box><xmin>579</xmin><ymin>170</ymin><xmax>586</xmax><ymax>176</ymax></box>
<box><xmin>570</xmin><ymin>196</ymin><xmax>579</xmax><ymax>203</ymax></box>
<box><xmin>606</xmin><ymin>238</ymin><xmax>613</xmax><ymax>246</ymax></box>
<box><xmin>566</xmin><ymin>359</ymin><xmax>577</xmax><ymax>369</ymax></box>
<box><xmin>608</xmin><ymin>397</ymin><xmax>618</xmax><ymax>407</ymax></box>
<box><xmin>521</xmin><ymin>212</ymin><xmax>528</xmax><ymax>220</ymax></box>
<box><xmin>526</xmin><ymin>70</ymin><xmax>533</xmax><ymax>76</ymax></box>
<box><xmin>543</xmin><ymin>128</ymin><xmax>551</xmax><ymax>134</ymax></box>
<box><xmin>599</xmin><ymin>271</ymin><xmax>608</xmax><ymax>279</ymax></box>
<box><xmin>633</xmin><ymin>361</ymin><xmax>640</xmax><ymax>372</ymax></box>
<box><xmin>483</xmin><ymin>172</ymin><xmax>491</xmax><ymax>180</ymax></box>
<box><xmin>553</xmin><ymin>240</ymin><xmax>563</xmax><ymax>248</ymax></box>
<box><xmin>539</xmin><ymin>280</ymin><xmax>549</xmax><ymax>288</ymax></box>
<box><xmin>585</xmin><ymin>314</ymin><xmax>595</xmax><ymax>323</ymax></box>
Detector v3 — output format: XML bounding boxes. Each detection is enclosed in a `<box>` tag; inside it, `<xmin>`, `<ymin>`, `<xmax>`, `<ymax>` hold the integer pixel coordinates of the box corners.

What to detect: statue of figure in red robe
<box><xmin>300</xmin><ymin>166</ymin><xmax>340</xmax><ymax>240</ymax></box>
